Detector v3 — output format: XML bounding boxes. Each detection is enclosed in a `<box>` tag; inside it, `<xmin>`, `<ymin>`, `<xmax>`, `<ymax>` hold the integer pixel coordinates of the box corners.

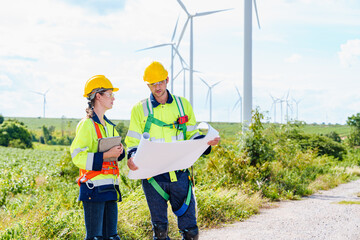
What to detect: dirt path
<box><xmin>201</xmin><ymin>179</ymin><xmax>360</xmax><ymax>240</ymax></box>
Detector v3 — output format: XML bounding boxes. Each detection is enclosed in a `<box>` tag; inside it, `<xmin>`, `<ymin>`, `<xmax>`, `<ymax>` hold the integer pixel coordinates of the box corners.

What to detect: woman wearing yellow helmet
<box><xmin>70</xmin><ymin>75</ymin><xmax>124</xmax><ymax>240</ymax></box>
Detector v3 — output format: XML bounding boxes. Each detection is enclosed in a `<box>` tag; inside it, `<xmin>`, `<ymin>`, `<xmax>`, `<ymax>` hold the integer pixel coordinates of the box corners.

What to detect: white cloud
<box><xmin>0</xmin><ymin>75</ymin><xmax>12</xmax><ymax>87</ymax></box>
<box><xmin>338</xmin><ymin>39</ymin><xmax>360</xmax><ymax>67</ymax></box>
<box><xmin>285</xmin><ymin>54</ymin><xmax>302</xmax><ymax>63</ymax></box>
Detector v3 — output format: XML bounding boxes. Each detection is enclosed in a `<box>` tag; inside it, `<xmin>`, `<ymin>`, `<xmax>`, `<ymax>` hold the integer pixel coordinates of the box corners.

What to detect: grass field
<box><xmin>1</xmin><ymin>114</ymin><xmax>359</xmax><ymax>239</ymax></box>
<box><xmin>5</xmin><ymin>117</ymin><xmax>352</xmax><ymax>141</ymax></box>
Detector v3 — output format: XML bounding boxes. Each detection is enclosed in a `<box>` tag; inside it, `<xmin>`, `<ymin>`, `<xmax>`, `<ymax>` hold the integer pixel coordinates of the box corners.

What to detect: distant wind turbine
<box><xmin>292</xmin><ymin>98</ymin><xmax>302</xmax><ymax>120</ymax></box>
<box><xmin>176</xmin><ymin>0</ymin><xmax>232</xmax><ymax>106</ymax></box>
<box><xmin>199</xmin><ymin>77</ymin><xmax>221</xmax><ymax>122</ymax></box>
<box><xmin>243</xmin><ymin>0</ymin><xmax>261</xmax><ymax>130</ymax></box>
<box><xmin>270</xmin><ymin>94</ymin><xmax>278</xmax><ymax>123</ymax></box>
<box><xmin>32</xmin><ymin>89</ymin><xmax>50</xmax><ymax>118</ymax></box>
<box><xmin>233</xmin><ymin>86</ymin><xmax>243</xmax><ymax>123</ymax></box>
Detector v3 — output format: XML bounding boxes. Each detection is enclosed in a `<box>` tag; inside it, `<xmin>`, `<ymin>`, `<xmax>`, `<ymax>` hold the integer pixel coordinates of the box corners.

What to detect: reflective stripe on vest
<box><xmin>77</xmin><ymin>119</ymin><xmax>119</xmax><ymax>187</ymax></box>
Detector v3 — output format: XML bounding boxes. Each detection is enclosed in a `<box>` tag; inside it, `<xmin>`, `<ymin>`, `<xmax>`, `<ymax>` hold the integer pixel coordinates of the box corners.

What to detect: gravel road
<box><xmin>200</xmin><ymin>179</ymin><xmax>360</xmax><ymax>240</ymax></box>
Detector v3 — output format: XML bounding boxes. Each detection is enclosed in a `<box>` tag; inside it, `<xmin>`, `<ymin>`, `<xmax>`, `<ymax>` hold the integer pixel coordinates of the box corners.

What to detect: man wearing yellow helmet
<box><xmin>71</xmin><ymin>75</ymin><xmax>124</xmax><ymax>240</ymax></box>
<box><xmin>125</xmin><ymin>62</ymin><xmax>220</xmax><ymax>240</ymax></box>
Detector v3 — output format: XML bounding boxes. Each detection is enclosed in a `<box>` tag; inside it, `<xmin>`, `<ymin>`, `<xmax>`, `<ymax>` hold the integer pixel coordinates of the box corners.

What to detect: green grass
<box><xmin>337</xmin><ymin>201</ymin><xmax>360</xmax><ymax>205</ymax></box>
<box><xmin>0</xmin><ymin>117</ymin><xmax>358</xmax><ymax>239</ymax></box>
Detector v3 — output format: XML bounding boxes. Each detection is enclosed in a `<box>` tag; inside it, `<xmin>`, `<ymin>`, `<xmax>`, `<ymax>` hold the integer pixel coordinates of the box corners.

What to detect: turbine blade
<box><xmin>136</xmin><ymin>43</ymin><xmax>172</xmax><ymax>52</ymax></box>
<box><xmin>232</xmin><ymin>99</ymin><xmax>240</xmax><ymax>111</ymax></box>
<box><xmin>194</xmin><ymin>8</ymin><xmax>233</xmax><ymax>17</ymax></box>
<box><xmin>177</xmin><ymin>17</ymin><xmax>189</xmax><ymax>48</ymax></box>
<box><xmin>173</xmin><ymin>46</ymin><xmax>188</xmax><ymax>67</ymax></box>
<box><xmin>212</xmin><ymin>81</ymin><xmax>221</xmax><ymax>88</ymax></box>
<box><xmin>253</xmin><ymin>0</ymin><xmax>261</xmax><ymax>29</ymax></box>
<box><xmin>171</xmin><ymin>15</ymin><xmax>180</xmax><ymax>42</ymax></box>
<box><xmin>236</xmin><ymin>86</ymin><xmax>241</xmax><ymax>97</ymax></box>
<box><xmin>31</xmin><ymin>90</ymin><xmax>43</xmax><ymax>95</ymax></box>
<box><xmin>199</xmin><ymin>77</ymin><xmax>210</xmax><ymax>87</ymax></box>
<box><xmin>177</xmin><ymin>0</ymin><xmax>190</xmax><ymax>16</ymax></box>
<box><xmin>45</xmin><ymin>88</ymin><xmax>50</xmax><ymax>95</ymax></box>
<box><xmin>173</xmin><ymin>69</ymin><xmax>183</xmax><ymax>80</ymax></box>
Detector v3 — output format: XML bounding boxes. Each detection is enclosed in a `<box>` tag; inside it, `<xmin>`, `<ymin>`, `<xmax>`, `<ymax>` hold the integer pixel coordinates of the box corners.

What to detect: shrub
<box><xmin>0</xmin><ymin>114</ymin><xmax>4</xmax><ymax>124</ymax></box>
<box><xmin>115</xmin><ymin>121</ymin><xmax>128</xmax><ymax>142</ymax></box>
<box><xmin>324</xmin><ymin>131</ymin><xmax>341</xmax><ymax>143</ymax></box>
<box><xmin>0</xmin><ymin>120</ymin><xmax>32</xmax><ymax>148</ymax></box>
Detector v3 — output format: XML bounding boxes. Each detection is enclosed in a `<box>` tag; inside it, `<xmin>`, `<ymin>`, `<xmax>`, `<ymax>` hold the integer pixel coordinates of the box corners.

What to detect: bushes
<box><xmin>0</xmin><ymin>120</ymin><xmax>33</xmax><ymax>149</ymax></box>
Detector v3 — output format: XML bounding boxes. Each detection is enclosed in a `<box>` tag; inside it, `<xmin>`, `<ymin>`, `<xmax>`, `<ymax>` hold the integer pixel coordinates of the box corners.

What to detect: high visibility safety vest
<box><xmin>70</xmin><ymin>114</ymin><xmax>121</xmax><ymax>199</ymax></box>
<box><xmin>76</xmin><ymin>119</ymin><xmax>119</xmax><ymax>187</ymax></box>
<box><xmin>125</xmin><ymin>93</ymin><xmax>199</xmax><ymax>216</ymax></box>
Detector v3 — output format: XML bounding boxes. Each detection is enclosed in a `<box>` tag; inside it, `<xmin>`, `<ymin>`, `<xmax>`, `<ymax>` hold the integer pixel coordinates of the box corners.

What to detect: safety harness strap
<box><xmin>77</xmin><ymin>119</ymin><xmax>119</xmax><ymax>186</ymax></box>
<box><xmin>143</xmin><ymin>95</ymin><xmax>187</xmax><ymax>139</ymax></box>
<box><xmin>148</xmin><ymin>172</ymin><xmax>193</xmax><ymax>217</ymax></box>
<box><xmin>148</xmin><ymin>177</ymin><xmax>169</xmax><ymax>201</ymax></box>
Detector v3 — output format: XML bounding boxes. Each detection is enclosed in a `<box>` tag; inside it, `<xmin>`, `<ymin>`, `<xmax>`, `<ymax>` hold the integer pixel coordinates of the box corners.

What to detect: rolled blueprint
<box><xmin>128</xmin><ymin>122</ymin><xmax>219</xmax><ymax>179</ymax></box>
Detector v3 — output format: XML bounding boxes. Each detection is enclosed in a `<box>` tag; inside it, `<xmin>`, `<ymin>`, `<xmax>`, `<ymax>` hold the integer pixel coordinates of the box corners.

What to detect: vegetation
<box><xmin>0</xmin><ymin>120</ymin><xmax>33</xmax><ymax>149</ymax></box>
<box><xmin>347</xmin><ymin>113</ymin><xmax>360</xmax><ymax>146</ymax></box>
<box><xmin>1</xmin><ymin>113</ymin><xmax>359</xmax><ymax>239</ymax></box>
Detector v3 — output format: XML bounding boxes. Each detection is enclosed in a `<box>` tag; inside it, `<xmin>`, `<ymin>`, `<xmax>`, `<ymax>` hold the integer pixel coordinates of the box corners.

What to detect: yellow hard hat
<box><xmin>143</xmin><ymin>61</ymin><xmax>168</xmax><ymax>84</ymax></box>
<box><xmin>83</xmin><ymin>75</ymin><xmax>119</xmax><ymax>98</ymax></box>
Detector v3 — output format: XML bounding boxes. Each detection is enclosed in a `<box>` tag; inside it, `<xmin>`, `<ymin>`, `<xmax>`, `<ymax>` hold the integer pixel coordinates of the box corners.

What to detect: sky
<box><xmin>0</xmin><ymin>0</ymin><xmax>360</xmax><ymax>124</ymax></box>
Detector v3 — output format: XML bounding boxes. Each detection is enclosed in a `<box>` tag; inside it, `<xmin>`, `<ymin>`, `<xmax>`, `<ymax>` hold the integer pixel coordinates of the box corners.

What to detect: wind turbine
<box><xmin>292</xmin><ymin>98</ymin><xmax>302</xmax><ymax>120</ymax></box>
<box><xmin>199</xmin><ymin>77</ymin><xmax>221</xmax><ymax>122</ymax></box>
<box><xmin>136</xmin><ymin>17</ymin><xmax>186</xmax><ymax>93</ymax></box>
<box><xmin>176</xmin><ymin>0</ymin><xmax>231</xmax><ymax>106</ymax></box>
<box><xmin>284</xmin><ymin>90</ymin><xmax>294</xmax><ymax>122</ymax></box>
<box><xmin>270</xmin><ymin>94</ymin><xmax>278</xmax><ymax>123</ymax></box>
<box><xmin>32</xmin><ymin>89</ymin><xmax>50</xmax><ymax>118</ymax></box>
<box><xmin>243</xmin><ymin>0</ymin><xmax>261</xmax><ymax>130</ymax></box>
<box><xmin>233</xmin><ymin>86</ymin><xmax>243</xmax><ymax>123</ymax></box>
<box><xmin>173</xmin><ymin>65</ymin><xmax>201</xmax><ymax>98</ymax></box>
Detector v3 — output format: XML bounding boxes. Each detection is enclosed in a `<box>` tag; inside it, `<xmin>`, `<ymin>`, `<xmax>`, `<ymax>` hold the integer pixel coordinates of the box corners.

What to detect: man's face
<box><xmin>147</xmin><ymin>78</ymin><xmax>169</xmax><ymax>99</ymax></box>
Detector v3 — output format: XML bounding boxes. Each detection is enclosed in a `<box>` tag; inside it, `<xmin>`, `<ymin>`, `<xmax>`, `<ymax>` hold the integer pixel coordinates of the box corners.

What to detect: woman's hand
<box><xmin>103</xmin><ymin>144</ymin><xmax>123</xmax><ymax>159</ymax></box>
<box><xmin>207</xmin><ymin>136</ymin><xmax>220</xmax><ymax>146</ymax></box>
<box><xmin>127</xmin><ymin>157</ymin><xmax>138</xmax><ymax>171</ymax></box>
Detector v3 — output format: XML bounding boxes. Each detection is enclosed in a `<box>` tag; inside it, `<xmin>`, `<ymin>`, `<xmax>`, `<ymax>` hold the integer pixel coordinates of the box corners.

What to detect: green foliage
<box><xmin>0</xmin><ymin>114</ymin><xmax>4</xmax><ymax>124</ymax></box>
<box><xmin>347</xmin><ymin>113</ymin><xmax>360</xmax><ymax>129</ymax></box>
<box><xmin>240</xmin><ymin>108</ymin><xmax>275</xmax><ymax>166</ymax></box>
<box><xmin>115</xmin><ymin>121</ymin><xmax>128</xmax><ymax>143</ymax></box>
<box><xmin>324</xmin><ymin>131</ymin><xmax>341</xmax><ymax>143</ymax></box>
<box><xmin>347</xmin><ymin>113</ymin><xmax>360</xmax><ymax>146</ymax></box>
<box><xmin>0</xmin><ymin>120</ymin><xmax>33</xmax><ymax>149</ymax></box>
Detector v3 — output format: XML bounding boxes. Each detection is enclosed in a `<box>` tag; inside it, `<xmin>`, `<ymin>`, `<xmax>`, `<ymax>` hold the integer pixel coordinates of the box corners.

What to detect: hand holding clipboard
<box><xmin>98</xmin><ymin>136</ymin><xmax>123</xmax><ymax>162</ymax></box>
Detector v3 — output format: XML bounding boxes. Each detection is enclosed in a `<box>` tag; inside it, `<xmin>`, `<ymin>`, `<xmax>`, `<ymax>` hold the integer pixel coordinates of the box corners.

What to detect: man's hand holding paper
<box><xmin>128</xmin><ymin>122</ymin><xmax>220</xmax><ymax>179</ymax></box>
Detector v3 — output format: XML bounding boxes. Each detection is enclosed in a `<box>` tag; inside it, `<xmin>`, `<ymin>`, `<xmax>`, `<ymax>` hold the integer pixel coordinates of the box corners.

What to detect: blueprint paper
<box><xmin>128</xmin><ymin>122</ymin><xmax>219</xmax><ymax>179</ymax></box>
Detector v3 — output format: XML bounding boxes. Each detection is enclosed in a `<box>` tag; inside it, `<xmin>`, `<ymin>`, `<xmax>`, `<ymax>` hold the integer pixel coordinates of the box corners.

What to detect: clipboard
<box><xmin>98</xmin><ymin>136</ymin><xmax>122</xmax><ymax>162</ymax></box>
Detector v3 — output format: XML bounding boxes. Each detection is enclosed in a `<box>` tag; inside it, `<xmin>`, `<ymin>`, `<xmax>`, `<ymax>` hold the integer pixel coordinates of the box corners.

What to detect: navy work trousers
<box><xmin>82</xmin><ymin>200</ymin><xmax>118</xmax><ymax>239</ymax></box>
<box><xmin>142</xmin><ymin>171</ymin><xmax>197</xmax><ymax>237</ymax></box>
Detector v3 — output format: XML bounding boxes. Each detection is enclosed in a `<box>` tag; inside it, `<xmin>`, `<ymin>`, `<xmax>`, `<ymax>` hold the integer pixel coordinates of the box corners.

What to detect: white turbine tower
<box><xmin>32</xmin><ymin>89</ymin><xmax>50</xmax><ymax>118</ymax></box>
<box><xmin>243</xmin><ymin>0</ymin><xmax>261</xmax><ymax>130</ymax></box>
<box><xmin>136</xmin><ymin>17</ymin><xmax>186</xmax><ymax>93</ymax></box>
<box><xmin>292</xmin><ymin>98</ymin><xmax>302</xmax><ymax>120</ymax></box>
<box><xmin>233</xmin><ymin>86</ymin><xmax>243</xmax><ymax>123</ymax></box>
<box><xmin>199</xmin><ymin>77</ymin><xmax>221</xmax><ymax>122</ymax></box>
<box><xmin>176</xmin><ymin>0</ymin><xmax>231</xmax><ymax>106</ymax></box>
<box><xmin>270</xmin><ymin>94</ymin><xmax>278</xmax><ymax>123</ymax></box>
<box><xmin>173</xmin><ymin>66</ymin><xmax>200</xmax><ymax>98</ymax></box>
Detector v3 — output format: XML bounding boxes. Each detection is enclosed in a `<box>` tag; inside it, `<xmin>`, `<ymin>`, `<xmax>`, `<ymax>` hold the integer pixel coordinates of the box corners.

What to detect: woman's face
<box><xmin>97</xmin><ymin>90</ymin><xmax>115</xmax><ymax>110</ymax></box>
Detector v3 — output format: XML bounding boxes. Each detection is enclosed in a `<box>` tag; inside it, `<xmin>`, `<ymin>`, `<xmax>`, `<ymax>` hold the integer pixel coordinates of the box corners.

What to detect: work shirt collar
<box><xmin>150</xmin><ymin>89</ymin><xmax>173</xmax><ymax>108</ymax></box>
<box><xmin>92</xmin><ymin>111</ymin><xmax>116</xmax><ymax>126</ymax></box>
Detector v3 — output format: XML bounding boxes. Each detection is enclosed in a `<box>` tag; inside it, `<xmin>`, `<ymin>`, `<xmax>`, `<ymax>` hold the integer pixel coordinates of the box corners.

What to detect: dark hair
<box><xmin>85</xmin><ymin>91</ymin><xmax>106</xmax><ymax>118</ymax></box>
